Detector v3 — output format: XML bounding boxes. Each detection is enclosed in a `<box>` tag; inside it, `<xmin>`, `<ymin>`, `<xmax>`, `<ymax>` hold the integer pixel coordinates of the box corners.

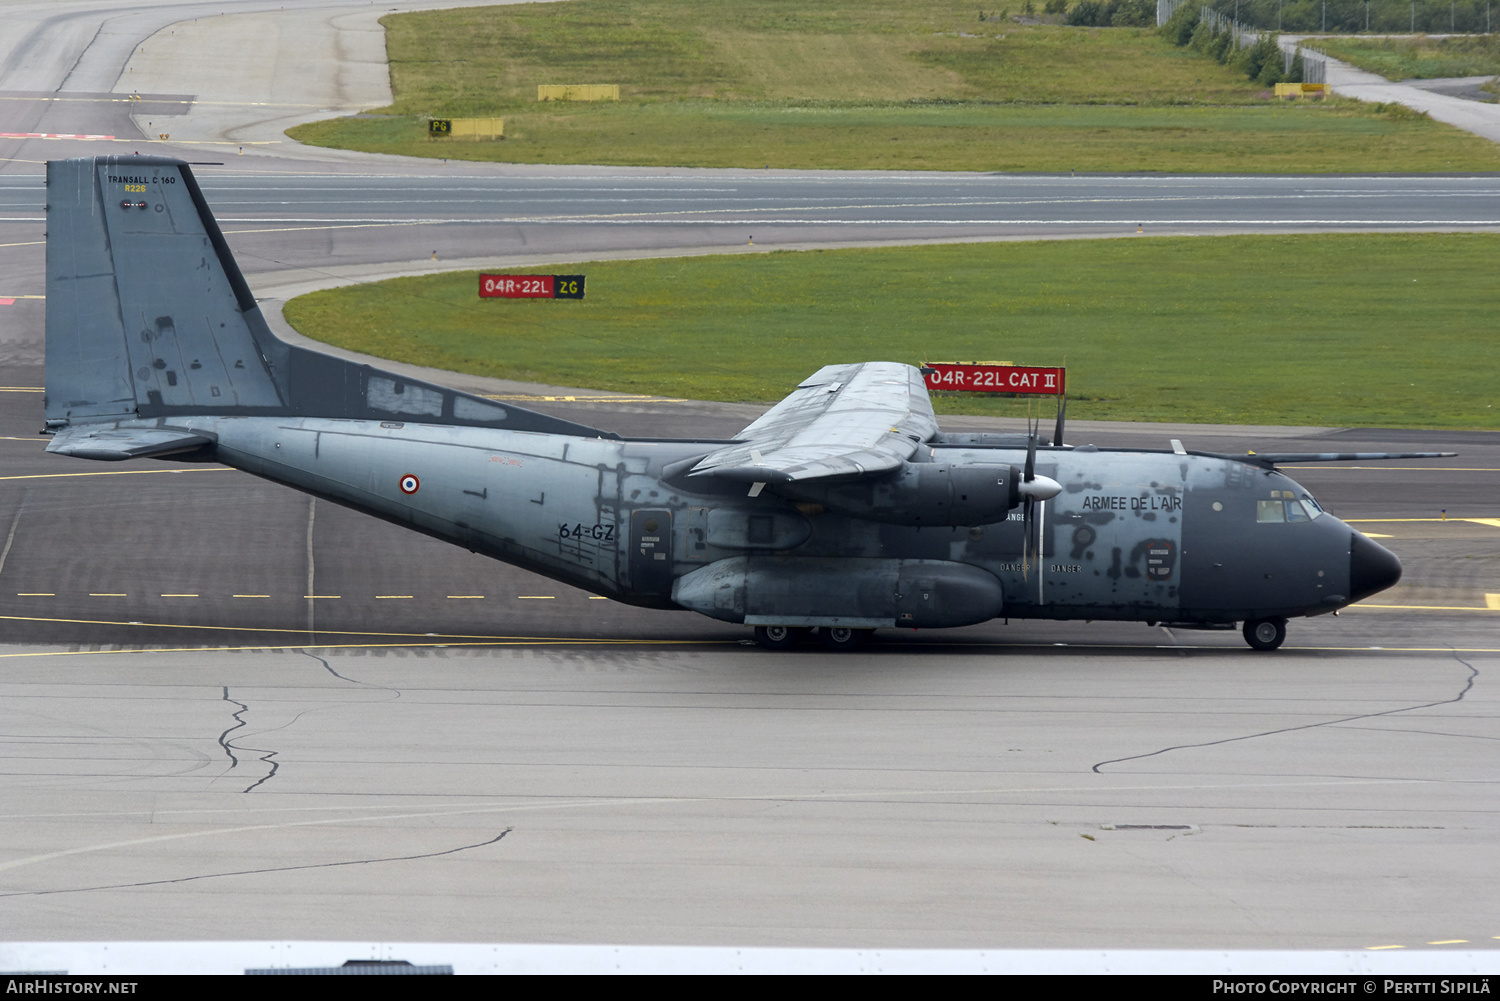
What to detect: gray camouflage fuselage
<box><xmin>130</xmin><ymin>413</ymin><xmax>1378</xmax><ymax>628</ymax></box>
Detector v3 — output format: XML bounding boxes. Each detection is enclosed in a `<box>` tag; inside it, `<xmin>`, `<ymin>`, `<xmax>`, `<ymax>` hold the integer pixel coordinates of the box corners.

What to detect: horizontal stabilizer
<box><xmin>45</xmin><ymin>424</ymin><xmax>211</xmax><ymax>461</ymax></box>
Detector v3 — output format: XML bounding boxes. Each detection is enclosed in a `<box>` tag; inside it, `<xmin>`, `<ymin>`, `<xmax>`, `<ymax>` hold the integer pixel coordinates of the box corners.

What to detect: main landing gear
<box><xmin>1242</xmin><ymin>617</ymin><xmax>1287</xmax><ymax>651</ymax></box>
<box><xmin>752</xmin><ymin>625</ymin><xmax>873</xmax><ymax>652</ymax></box>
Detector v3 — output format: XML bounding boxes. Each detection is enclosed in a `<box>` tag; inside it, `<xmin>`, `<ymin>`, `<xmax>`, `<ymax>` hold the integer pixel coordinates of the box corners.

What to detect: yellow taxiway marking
<box><xmin>0</xmin><ymin>612</ymin><xmax>661</xmax><ymax>642</ymax></box>
<box><xmin>159</xmin><ymin>593</ymin><xmax>198</xmax><ymax>598</ymax></box>
<box><xmin>0</xmin><ymin>296</ymin><xmax>43</xmax><ymax>301</ymax></box>
<box><xmin>1366</xmin><ymin>945</ymin><xmax>1406</xmax><ymax>950</ymax></box>
<box><xmin>0</xmin><ymin>241</ymin><xmax>44</xmax><ymax>249</ymax></box>
<box><xmin>376</xmin><ymin>595</ymin><xmax>413</xmax><ymax>599</ymax></box>
<box><xmin>589</xmin><ymin>596</ymin><xmax>610</xmax><ymax>600</ymax></box>
<box><xmin>446</xmin><ymin>595</ymin><xmax>485</xmax><ymax>599</ymax></box>
<box><xmin>303</xmin><ymin>595</ymin><xmax>341</xmax><ymax>599</ymax></box>
<box><xmin>1347</xmin><ymin>604</ymin><xmax>1498</xmax><ymax>612</ymax></box>
<box><xmin>15</xmin><ymin>593</ymin><xmax>53</xmax><ymax>596</ymax></box>
<box><xmin>0</xmin><ymin>467</ymin><xmax>230</xmax><ymax>482</ymax></box>
<box><xmin>1488</xmin><ymin>594</ymin><xmax>1500</xmax><ymax>610</ymax></box>
<box><xmin>233</xmin><ymin>594</ymin><xmax>269</xmax><ymax>599</ymax></box>
<box><xmin>518</xmin><ymin>595</ymin><xmax>555</xmax><ymax>599</ymax></box>
<box><xmin>1347</xmin><ymin>517</ymin><xmax>1500</xmax><ymax>526</ymax></box>
<box><xmin>0</xmin><ymin>387</ymin><xmax>44</xmax><ymax>392</ymax></box>
<box><xmin>87</xmin><ymin>593</ymin><xmax>126</xmax><ymax>597</ymax></box>
<box><xmin>1428</xmin><ymin>940</ymin><xmax>1469</xmax><ymax>945</ymax></box>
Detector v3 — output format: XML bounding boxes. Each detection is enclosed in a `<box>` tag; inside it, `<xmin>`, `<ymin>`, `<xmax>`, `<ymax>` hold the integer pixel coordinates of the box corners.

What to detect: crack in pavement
<box><xmin>215</xmin><ymin>685</ymin><xmax>279</xmax><ymax>793</ymax></box>
<box><xmin>301</xmin><ymin>649</ymin><xmax>401</xmax><ymax>699</ymax></box>
<box><xmin>1092</xmin><ymin>650</ymin><xmax>1480</xmax><ymax>773</ymax></box>
<box><xmin>0</xmin><ymin>829</ymin><xmax>511</xmax><ymax>898</ymax></box>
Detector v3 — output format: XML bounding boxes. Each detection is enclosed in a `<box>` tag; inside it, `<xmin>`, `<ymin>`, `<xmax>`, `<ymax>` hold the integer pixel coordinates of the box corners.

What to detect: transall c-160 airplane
<box><xmin>42</xmin><ymin>156</ymin><xmax>1447</xmax><ymax>651</ymax></box>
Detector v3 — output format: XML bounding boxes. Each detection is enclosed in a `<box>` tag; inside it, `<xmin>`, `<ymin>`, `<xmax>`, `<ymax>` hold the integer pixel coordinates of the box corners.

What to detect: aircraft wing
<box><xmin>689</xmin><ymin>362</ymin><xmax>938</xmax><ymax>483</ymax></box>
<box><xmin>45</xmin><ymin>424</ymin><xmax>212</xmax><ymax>461</ymax></box>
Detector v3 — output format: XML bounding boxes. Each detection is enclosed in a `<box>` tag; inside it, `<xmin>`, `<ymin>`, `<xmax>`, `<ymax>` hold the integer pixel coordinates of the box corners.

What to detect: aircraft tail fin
<box><xmin>44</xmin><ymin>155</ymin><xmax>613</xmax><ymax>439</ymax></box>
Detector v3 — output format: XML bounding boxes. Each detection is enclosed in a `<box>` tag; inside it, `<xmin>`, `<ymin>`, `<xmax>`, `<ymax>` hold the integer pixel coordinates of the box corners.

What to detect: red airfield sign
<box><xmin>921</xmin><ymin>363</ymin><xmax>1065</xmax><ymax>396</ymax></box>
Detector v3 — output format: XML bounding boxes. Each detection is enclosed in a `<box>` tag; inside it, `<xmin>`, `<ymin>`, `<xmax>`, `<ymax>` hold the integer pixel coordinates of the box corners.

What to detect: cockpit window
<box><xmin>1256</xmin><ymin>500</ymin><xmax>1286</xmax><ymax>523</ymax></box>
<box><xmin>1257</xmin><ymin>491</ymin><xmax>1321</xmax><ymax>524</ymax></box>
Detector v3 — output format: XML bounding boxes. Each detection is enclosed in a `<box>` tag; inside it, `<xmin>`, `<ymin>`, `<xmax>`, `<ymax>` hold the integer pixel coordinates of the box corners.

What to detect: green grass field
<box><xmin>1311</xmin><ymin>34</ymin><xmax>1500</xmax><ymax>81</ymax></box>
<box><xmin>286</xmin><ymin>1</ymin><xmax>1500</xmax><ymax>172</ymax></box>
<box><xmin>283</xmin><ymin>234</ymin><xmax>1500</xmax><ymax>430</ymax></box>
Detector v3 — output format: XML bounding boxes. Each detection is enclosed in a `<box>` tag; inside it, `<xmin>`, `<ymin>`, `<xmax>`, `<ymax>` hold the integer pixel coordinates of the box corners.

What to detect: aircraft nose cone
<box><xmin>1349</xmin><ymin>531</ymin><xmax>1401</xmax><ymax>602</ymax></box>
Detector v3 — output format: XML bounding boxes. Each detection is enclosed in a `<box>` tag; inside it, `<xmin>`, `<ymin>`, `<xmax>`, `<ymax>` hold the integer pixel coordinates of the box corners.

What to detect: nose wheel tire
<box><xmin>1242</xmin><ymin>617</ymin><xmax>1287</xmax><ymax>651</ymax></box>
<box><xmin>754</xmin><ymin>625</ymin><xmax>799</xmax><ymax>650</ymax></box>
<box><xmin>819</xmin><ymin>627</ymin><xmax>871</xmax><ymax>652</ymax></box>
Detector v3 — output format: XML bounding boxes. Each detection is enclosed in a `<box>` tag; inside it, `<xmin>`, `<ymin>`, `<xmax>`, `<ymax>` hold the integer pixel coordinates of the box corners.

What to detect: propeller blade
<box><xmin>1052</xmin><ymin>395</ymin><xmax>1067</xmax><ymax>448</ymax></box>
<box><xmin>1024</xmin><ymin>431</ymin><xmax>1037</xmax><ymax>483</ymax></box>
<box><xmin>1021</xmin><ymin>495</ymin><xmax>1033</xmax><ymax>581</ymax></box>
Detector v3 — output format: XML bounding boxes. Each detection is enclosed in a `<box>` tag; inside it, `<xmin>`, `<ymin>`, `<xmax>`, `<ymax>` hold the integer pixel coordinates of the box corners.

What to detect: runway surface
<box><xmin>0</xmin><ymin>0</ymin><xmax>1497</xmax><ymax>963</ymax></box>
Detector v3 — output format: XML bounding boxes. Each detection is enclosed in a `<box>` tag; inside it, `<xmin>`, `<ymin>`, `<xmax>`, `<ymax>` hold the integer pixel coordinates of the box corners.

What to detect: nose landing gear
<box><xmin>1242</xmin><ymin>617</ymin><xmax>1287</xmax><ymax>651</ymax></box>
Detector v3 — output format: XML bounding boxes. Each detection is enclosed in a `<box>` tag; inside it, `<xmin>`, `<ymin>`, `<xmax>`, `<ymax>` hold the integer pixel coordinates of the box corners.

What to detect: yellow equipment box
<box><xmin>537</xmin><ymin>84</ymin><xmax>620</xmax><ymax>102</ymax></box>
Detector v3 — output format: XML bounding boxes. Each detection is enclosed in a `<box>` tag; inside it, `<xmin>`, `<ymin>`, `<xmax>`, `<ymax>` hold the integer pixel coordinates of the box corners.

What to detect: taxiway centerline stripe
<box><xmin>0</xmin><ymin>612</ymin><xmax>641</xmax><ymax>641</ymax></box>
<box><xmin>0</xmin><ymin>468</ymin><xmax>231</xmax><ymax>482</ymax></box>
<box><xmin>1350</xmin><ymin>522</ymin><xmax>1500</xmax><ymax>528</ymax></box>
<box><xmin>0</xmin><ymin>638</ymin><xmax>725</xmax><ymax>664</ymax></box>
<box><xmin>1344</xmin><ymin>604</ymin><xmax>1497</xmax><ymax>612</ymax></box>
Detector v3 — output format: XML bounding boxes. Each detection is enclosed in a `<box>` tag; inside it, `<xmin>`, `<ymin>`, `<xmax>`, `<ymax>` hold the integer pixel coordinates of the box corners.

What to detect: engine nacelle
<box><xmin>776</xmin><ymin>462</ymin><xmax>1019</xmax><ymax>526</ymax></box>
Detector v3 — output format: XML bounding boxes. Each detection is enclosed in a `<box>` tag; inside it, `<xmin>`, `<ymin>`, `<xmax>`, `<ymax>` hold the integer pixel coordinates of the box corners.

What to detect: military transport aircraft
<box><xmin>42</xmin><ymin>156</ymin><xmax>1447</xmax><ymax>651</ymax></box>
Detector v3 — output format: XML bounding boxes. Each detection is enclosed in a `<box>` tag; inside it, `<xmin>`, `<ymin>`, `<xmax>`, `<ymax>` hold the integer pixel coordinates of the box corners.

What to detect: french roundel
<box><xmin>399</xmin><ymin>474</ymin><xmax>420</xmax><ymax>495</ymax></box>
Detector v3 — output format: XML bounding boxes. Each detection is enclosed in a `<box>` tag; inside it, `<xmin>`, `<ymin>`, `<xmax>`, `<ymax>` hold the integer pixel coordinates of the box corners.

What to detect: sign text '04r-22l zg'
<box><xmin>478</xmin><ymin>274</ymin><xmax>585</xmax><ymax>299</ymax></box>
